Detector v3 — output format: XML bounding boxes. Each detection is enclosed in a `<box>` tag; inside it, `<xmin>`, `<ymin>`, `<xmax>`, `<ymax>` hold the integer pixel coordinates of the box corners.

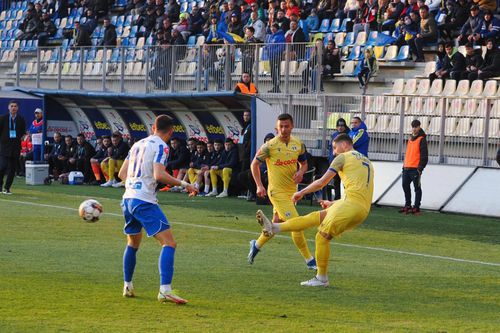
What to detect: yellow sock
<box><xmin>256</xmin><ymin>232</ymin><xmax>274</xmax><ymax>248</ymax></box>
<box><xmin>315</xmin><ymin>232</ymin><xmax>330</xmax><ymax>277</ymax></box>
<box><xmin>210</xmin><ymin>169</ymin><xmax>218</xmax><ymax>189</ymax></box>
<box><xmin>100</xmin><ymin>161</ymin><xmax>109</xmax><ymax>181</ymax></box>
<box><xmin>291</xmin><ymin>231</ymin><xmax>312</xmax><ymax>260</ymax></box>
<box><xmin>222</xmin><ymin>167</ymin><xmax>232</xmax><ymax>189</ymax></box>
<box><xmin>278</xmin><ymin>211</ymin><xmax>321</xmax><ymax>232</ymax></box>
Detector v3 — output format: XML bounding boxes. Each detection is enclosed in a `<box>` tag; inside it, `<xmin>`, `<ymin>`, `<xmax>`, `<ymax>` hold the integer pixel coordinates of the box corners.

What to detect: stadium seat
<box><xmin>455</xmin><ymin>80</ymin><xmax>470</xmax><ymax>96</ymax></box>
<box><xmin>232</xmin><ymin>61</ymin><xmax>242</xmax><ymax>76</ymax></box>
<box><xmin>468</xmin><ymin>80</ymin><xmax>483</xmax><ymax>97</ymax></box>
<box><xmin>116</xmin><ymin>15</ymin><xmax>125</xmax><ymax>27</ymax></box>
<box><xmin>196</xmin><ymin>35</ymin><xmax>205</xmax><ymax>46</ymax></box>
<box><xmin>136</xmin><ymin>37</ymin><xmax>145</xmax><ymax>49</ymax></box>
<box><xmin>373</xmin><ymin>45</ymin><xmax>385</xmax><ymax>59</ymax></box>
<box><xmin>416</xmin><ymin>61</ymin><xmax>436</xmax><ymax>79</ymax></box>
<box><xmin>365</xmin><ymin>31</ymin><xmax>378</xmax><ymax>46</ymax></box>
<box><xmin>124</xmin><ymin>15</ymin><xmax>132</xmax><ymax>27</ymax></box>
<box><xmin>392</xmin><ymin>45</ymin><xmax>410</xmax><ymax>62</ymax></box>
<box><xmin>468</xmin><ymin>118</ymin><xmax>484</xmax><ymax>137</ymax></box>
<box><xmin>295</xmin><ymin>61</ymin><xmax>308</xmax><ymax>76</ymax></box>
<box><xmin>489</xmin><ymin>119</ymin><xmax>500</xmax><ymax>137</ymax></box>
<box><xmin>91</xmin><ymin>62</ymin><xmax>102</xmax><ymax>75</ymax></box>
<box><xmin>448</xmin><ymin>98</ymin><xmax>463</xmax><ymax>116</ymax></box>
<box><xmin>457</xmin><ymin>45</ymin><xmax>466</xmax><ymax>57</ymax></box>
<box><xmin>388</xmin><ymin>78</ymin><xmax>404</xmax><ymax>95</ymax></box>
<box><xmin>407</xmin><ymin>97</ymin><xmax>423</xmax><ymax>114</ymax></box>
<box><xmin>69</xmin><ymin>62</ymin><xmax>79</xmax><ymax>75</ymax></box>
<box><xmin>415</xmin><ymin>79</ymin><xmax>430</xmax><ymax>95</ymax></box>
<box><xmin>187</xmin><ymin>35</ymin><xmax>196</xmax><ymax>46</ymax></box>
<box><xmin>442</xmin><ymin>79</ymin><xmax>456</xmax><ymax>96</ymax></box>
<box><xmin>334</xmin><ymin>32</ymin><xmax>345</xmax><ymax>47</ymax></box>
<box><xmin>369</xmin><ymin>96</ymin><xmax>385</xmax><ymax>113</ymax></box>
<box><xmin>328</xmin><ymin>18</ymin><xmax>341</xmax><ymax>33</ymax></box>
<box><xmin>444</xmin><ymin>117</ymin><xmax>457</xmax><ymax>135</ymax></box>
<box><xmin>428</xmin><ymin>79</ymin><xmax>443</xmax><ymax>95</ymax></box>
<box><xmin>454</xmin><ymin>117</ymin><xmax>471</xmax><ymax>136</ymax></box>
<box><xmin>339</xmin><ymin>18</ymin><xmax>351</xmax><ymax>32</ymax></box>
<box><xmin>373</xmin><ymin>115</ymin><xmax>390</xmax><ymax>132</ymax></box>
<box><xmin>339</xmin><ymin>32</ymin><xmax>354</xmax><ymax>47</ymax></box>
<box><xmin>482</xmin><ymin>80</ymin><xmax>497</xmax><ymax>96</ymax></box>
<box><xmin>344</xmin><ymin>45</ymin><xmax>362</xmax><ymax>61</ymax></box>
<box><xmin>353</xmin><ymin>31</ymin><xmax>367</xmax><ymax>46</ymax></box>
<box><xmin>418</xmin><ymin>116</ymin><xmax>430</xmax><ymax>132</ymax></box>
<box><xmin>379</xmin><ymin>45</ymin><xmax>398</xmax><ymax>61</ymax></box>
<box><xmin>403</xmin><ymin>78</ymin><xmax>417</xmax><ymax>94</ymax></box>
<box><xmin>364</xmin><ymin>114</ymin><xmax>377</xmax><ymax>131</ymax></box>
<box><xmin>341</xmin><ymin>60</ymin><xmax>356</xmax><ymax>76</ymax></box>
<box><xmin>122</xmin><ymin>26</ymin><xmax>130</xmax><ymax>38</ymax></box>
<box><xmin>422</xmin><ymin>97</ymin><xmax>442</xmax><ymax>115</ymax></box>
<box><xmin>132</xmin><ymin>61</ymin><xmax>143</xmax><ymax>75</ymax></box>
<box><xmin>317</xmin><ymin>19</ymin><xmax>330</xmax><ymax>33</ymax></box>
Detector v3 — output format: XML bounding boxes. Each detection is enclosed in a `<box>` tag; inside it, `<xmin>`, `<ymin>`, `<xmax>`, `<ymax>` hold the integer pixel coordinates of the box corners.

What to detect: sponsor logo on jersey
<box><xmin>274</xmin><ymin>158</ymin><xmax>298</xmax><ymax>166</ymax></box>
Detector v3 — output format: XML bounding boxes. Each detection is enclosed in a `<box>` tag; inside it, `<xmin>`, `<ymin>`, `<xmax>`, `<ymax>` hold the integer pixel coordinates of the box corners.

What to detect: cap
<box><xmin>231</xmin><ymin>12</ymin><xmax>238</xmax><ymax>17</ymax></box>
<box><xmin>34</xmin><ymin>108</ymin><xmax>42</xmax><ymax>114</ymax></box>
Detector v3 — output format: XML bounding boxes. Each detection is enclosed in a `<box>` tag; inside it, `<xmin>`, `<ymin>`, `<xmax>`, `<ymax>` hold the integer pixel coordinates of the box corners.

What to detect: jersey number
<box><xmin>362</xmin><ymin>162</ymin><xmax>371</xmax><ymax>185</ymax></box>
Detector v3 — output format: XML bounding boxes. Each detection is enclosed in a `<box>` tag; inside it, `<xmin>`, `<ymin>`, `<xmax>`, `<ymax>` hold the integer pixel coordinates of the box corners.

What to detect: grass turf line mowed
<box><xmin>0</xmin><ymin>180</ymin><xmax>499</xmax><ymax>332</ymax></box>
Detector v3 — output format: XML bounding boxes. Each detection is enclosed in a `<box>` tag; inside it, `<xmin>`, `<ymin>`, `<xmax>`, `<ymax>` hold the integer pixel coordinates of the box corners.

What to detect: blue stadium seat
<box><xmin>71</xmin><ymin>50</ymin><xmax>81</xmax><ymax>63</ymax></box>
<box><xmin>49</xmin><ymin>51</ymin><xmax>59</xmax><ymax>62</ymax></box>
<box><xmin>62</xmin><ymin>39</ymin><xmax>70</xmax><ymax>49</ymax></box>
<box><xmin>365</xmin><ymin>31</ymin><xmax>378</xmax><ymax>46</ymax></box>
<box><xmin>180</xmin><ymin>2</ymin><xmax>188</xmax><ymax>12</ymax></box>
<box><xmin>339</xmin><ymin>18</ymin><xmax>351</xmax><ymax>32</ymax></box>
<box><xmin>92</xmin><ymin>38</ymin><xmax>99</xmax><ymax>46</ymax></box>
<box><xmin>126</xmin><ymin>49</ymin><xmax>136</xmax><ymax>62</ymax></box>
<box><xmin>116</xmin><ymin>26</ymin><xmax>123</xmax><ymax>37</ymax></box>
<box><xmin>16</xmin><ymin>1</ymin><xmax>22</xmax><ymax>10</ymax></box>
<box><xmin>111</xmin><ymin>16</ymin><xmax>117</xmax><ymax>26</ymax></box>
<box><xmin>318</xmin><ymin>19</ymin><xmax>330</xmax><ymax>33</ymax></box>
<box><xmin>92</xmin><ymin>26</ymin><xmax>101</xmax><ymax>38</ymax></box>
<box><xmin>121</xmin><ymin>38</ymin><xmax>129</xmax><ymax>47</ymax></box>
<box><xmin>124</xmin><ymin>15</ymin><xmax>132</xmax><ymax>27</ymax></box>
<box><xmin>21</xmin><ymin>1</ymin><xmax>27</xmax><ymax>10</ymax></box>
<box><xmin>345</xmin><ymin>45</ymin><xmax>362</xmax><ymax>61</ymax></box>
<box><xmin>329</xmin><ymin>18</ymin><xmax>341</xmax><ymax>32</ymax></box>
<box><xmin>145</xmin><ymin>36</ymin><xmax>154</xmax><ymax>45</ymax></box>
<box><xmin>338</xmin><ymin>32</ymin><xmax>354</xmax><ymax>47</ymax></box>
<box><xmin>110</xmin><ymin>48</ymin><xmax>120</xmax><ymax>62</ymax></box>
<box><xmin>128</xmin><ymin>37</ymin><xmax>137</xmax><ymax>47</ymax></box>
<box><xmin>187</xmin><ymin>35</ymin><xmax>196</xmax><ymax>46</ymax></box>
<box><xmin>86</xmin><ymin>49</ymin><xmax>96</xmax><ymax>61</ymax></box>
<box><xmin>116</xmin><ymin>15</ymin><xmax>125</xmax><ymax>27</ymax></box>
<box><xmin>323</xmin><ymin>32</ymin><xmax>333</xmax><ymax>45</ymax></box>
<box><xmin>129</xmin><ymin>25</ymin><xmax>138</xmax><ymax>38</ymax></box>
<box><xmin>69</xmin><ymin>8</ymin><xmax>78</xmax><ymax>18</ymax></box>
<box><xmin>67</xmin><ymin>17</ymin><xmax>74</xmax><ymax>29</ymax></box>
<box><xmin>392</xmin><ymin>45</ymin><xmax>410</xmax><ymax>61</ymax></box>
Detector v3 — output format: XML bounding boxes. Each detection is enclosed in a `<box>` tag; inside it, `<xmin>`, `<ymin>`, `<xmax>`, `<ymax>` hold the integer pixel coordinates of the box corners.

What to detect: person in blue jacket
<box><xmin>29</xmin><ymin>108</ymin><xmax>43</xmax><ymax>161</ymax></box>
<box><xmin>348</xmin><ymin>116</ymin><xmax>369</xmax><ymax>157</ymax></box>
<box><xmin>207</xmin><ymin>138</ymin><xmax>239</xmax><ymax>198</ymax></box>
<box><xmin>478</xmin><ymin>9</ymin><xmax>500</xmax><ymax>45</ymax></box>
<box><xmin>267</xmin><ymin>23</ymin><xmax>286</xmax><ymax>93</ymax></box>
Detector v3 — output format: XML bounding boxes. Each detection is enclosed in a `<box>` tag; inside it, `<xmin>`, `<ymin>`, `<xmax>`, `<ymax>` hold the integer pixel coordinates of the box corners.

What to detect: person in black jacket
<box><xmin>207</xmin><ymin>138</ymin><xmax>239</xmax><ymax>197</ymax></box>
<box><xmin>38</xmin><ymin>12</ymin><xmax>57</xmax><ymax>46</ymax></box>
<box><xmin>73</xmin><ymin>21</ymin><xmax>92</xmax><ymax>47</ymax></box>
<box><xmin>60</xmin><ymin>135</ymin><xmax>76</xmax><ymax>174</ymax></box>
<box><xmin>462</xmin><ymin>43</ymin><xmax>483</xmax><ymax>81</ymax></box>
<box><xmin>285</xmin><ymin>20</ymin><xmax>306</xmax><ymax>60</ymax></box>
<box><xmin>429</xmin><ymin>42</ymin><xmax>466</xmax><ymax>81</ymax></box>
<box><xmin>45</xmin><ymin>132</ymin><xmax>66</xmax><ymax>178</ymax></box>
<box><xmin>101</xmin><ymin>133</ymin><xmax>130</xmax><ymax>187</ymax></box>
<box><xmin>90</xmin><ymin>135</ymin><xmax>111</xmax><ymax>185</ymax></box>
<box><xmin>69</xmin><ymin>134</ymin><xmax>96</xmax><ymax>183</ymax></box>
<box><xmin>187</xmin><ymin>141</ymin><xmax>209</xmax><ymax>189</ymax></box>
<box><xmin>238</xmin><ymin>111</ymin><xmax>252</xmax><ymax>172</ymax></box>
<box><xmin>472</xmin><ymin>38</ymin><xmax>500</xmax><ymax>81</ymax></box>
<box><xmin>18</xmin><ymin>9</ymin><xmax>41</xmax><ymax>40</ymax></box>
<box><xmin>0</xmin><ymin>101</ymin><xmax>26</xmax><ymax>194</ymax></box>
<box><xmin>439</xmin><ymin>0</ymin><xmax>469</xmax><ymax>41</ymax></box>
<box><xmin>99</xmin><ymin>18</ymin><xmax>117</xmax><ymax>47</ymax></box>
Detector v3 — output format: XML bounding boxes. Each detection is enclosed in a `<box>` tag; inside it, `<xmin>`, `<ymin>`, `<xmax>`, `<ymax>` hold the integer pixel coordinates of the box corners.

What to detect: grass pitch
<box><xmin>0</xmin><ymin>180</ymin><xmax>499</xmax><ymax>332</ymax></box>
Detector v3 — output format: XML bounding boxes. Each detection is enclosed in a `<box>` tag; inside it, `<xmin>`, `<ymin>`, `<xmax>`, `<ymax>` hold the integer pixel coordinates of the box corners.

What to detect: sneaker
<box><xmin>300</xmin><ymin>276</ymin><xmax>329</xmax><ymax>287</ymax></box>
<box><xmin>100</xmin><ymin>179</ymin><xmax>116</xmax><ymax>187</ymax></box>
<box><xmin>123</xmin><ymin>285</ymin><xmax>135</xmax><ymax>297</ymax></box>
<box><xmin>159</xmin><ymin>185</ymin><xmax>171</xmax><ymax>192</ymax></box>
<box><xmin>197</xmin><ymin>191</ymin><xmax>208</xmax><ymax>197</ymax></box>
<box><xmin>216</xmin><ymin>190</ymin><xmax>228</xmax><ymax>198</ymax></box>
<box><xmin>247</xmin><ymin>239</ymin><xmax>260</xmax><ymax>264</ymax></box>
<box><xmin>306</xmin><ymin>258</ymin><xmax>317</xmax><ymax>270</ymax></box>
<box><xmin>398</xmin><ymin>206</ymin><xmax>411</xmax><ymax>214</ymax></box>
<box><xmin>2</xmin><ymin>189</ymin><xmax>12</xmax><ymax>195</ymax></box>
<box><xmin>206</xmin><ymin>190</ymin><xmax>218</xmax><ymax>197</ymax></box>
<box><xmin>237</xmin><ymin>194</ymin><xmax>248</xmax><ymax>199</ymax></box>
<box><xmin>157</xmin><ymin>290</ymin><xmax>188</xmax><ymax>304</ymax></box>
<box><xmin>256</xmin><ymin>210</ymin><xmax>273</xmax><ymax>236</ymax></box>
<box><xmin>112</xmin><ymin>181</ymin><xmax>125</xmax><ymax>188</ymax></box>
<box><xmin>412</xmin><ymin>206</ymin><xmax>421</xmax><ymax>215</ymax></box>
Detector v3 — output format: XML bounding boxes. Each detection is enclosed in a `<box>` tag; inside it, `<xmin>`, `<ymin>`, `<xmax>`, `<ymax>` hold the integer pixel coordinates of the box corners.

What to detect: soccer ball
<box><xmin>78</xmin><ymin>199</ymin><xmax>103</xmax><ymax>222</ymax></box>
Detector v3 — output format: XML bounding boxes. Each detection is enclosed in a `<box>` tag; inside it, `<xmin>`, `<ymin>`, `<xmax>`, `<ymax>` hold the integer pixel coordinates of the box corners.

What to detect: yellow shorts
<box><xmin>319</xmin><ymin>200</ymin><xmax>369</xmax><ymax>237</ymax></box>
<box><xmin>269</xmin><ymin>192</ymin><xmax>299</xmax><ymax>221</ymax></box>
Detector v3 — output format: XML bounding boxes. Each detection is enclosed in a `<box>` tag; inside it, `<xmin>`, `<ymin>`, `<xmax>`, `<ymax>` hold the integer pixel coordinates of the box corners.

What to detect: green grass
<box><xmin>0</xmin><ymin>179</ymin><xmax>499</xmax><ymax>332</ymax></box>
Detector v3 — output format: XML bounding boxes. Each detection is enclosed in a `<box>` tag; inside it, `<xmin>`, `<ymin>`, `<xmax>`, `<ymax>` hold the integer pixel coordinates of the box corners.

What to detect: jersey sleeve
<box><xmin>255</xmin><ymin>143</ymin><xmax>270</xmax><ymax>162</ymax></box>
<box><xmin>329</xmin><ymin>154</ymin><xmax>345</xmax><ymax>174</ymax></box>
<box><xmin>154</xmin><ymin>143</ymin><xmax>168</xmax><ymax>165</ymax></box>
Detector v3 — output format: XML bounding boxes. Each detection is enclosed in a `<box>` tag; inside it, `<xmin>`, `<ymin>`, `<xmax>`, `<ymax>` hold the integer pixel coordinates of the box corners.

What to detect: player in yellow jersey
<box><xmin>248</xmin><ymin>113</ymin><xmax>317</xmax><ymax>270</ymax></box>
<box><xmin>256</xmin><ymin>133</ymin><xmax>374</xmax><ymax>287</ymax></box>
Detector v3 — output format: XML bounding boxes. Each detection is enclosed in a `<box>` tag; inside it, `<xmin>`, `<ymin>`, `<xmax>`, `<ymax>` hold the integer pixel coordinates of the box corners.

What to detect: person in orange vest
<box><xmin>234</xmin><ymin>72</ymin><xmax>258</xmax><ymax>95</ymax></box>
<box><xmin>400</xmin><ymin>119</ymin><xmax>428</xmax><ymax>215</ymax></box>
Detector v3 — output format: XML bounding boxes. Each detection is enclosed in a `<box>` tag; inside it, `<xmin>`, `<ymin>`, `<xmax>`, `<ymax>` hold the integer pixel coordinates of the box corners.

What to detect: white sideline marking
<box><xmin>1</xmin><ymin>198</ymin><xmax>499</xmax><ymax>268</ymax></box>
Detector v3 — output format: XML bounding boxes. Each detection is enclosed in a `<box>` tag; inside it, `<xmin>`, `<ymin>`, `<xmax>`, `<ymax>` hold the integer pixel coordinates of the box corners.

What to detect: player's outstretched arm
<box><xmin>292</xmin><ymin>169</ymin><xmax>337</xmax><ymax>204</ymax></box>
<box><xmin>153</xmin><ymin>163</ymin><xmax>197</xmax><ymax>193</ymax></box>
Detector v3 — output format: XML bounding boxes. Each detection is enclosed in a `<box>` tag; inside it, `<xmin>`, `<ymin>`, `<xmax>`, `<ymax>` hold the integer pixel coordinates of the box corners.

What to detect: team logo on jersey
<box><xmin>285</xmin><ymin>211</ymin><xmax>291</xmax><ymax>218</ymax></box>
<box><xmin>291</xmin><ymin>145</ymin><xmax>298</xmax><ymax>151</ymax></box>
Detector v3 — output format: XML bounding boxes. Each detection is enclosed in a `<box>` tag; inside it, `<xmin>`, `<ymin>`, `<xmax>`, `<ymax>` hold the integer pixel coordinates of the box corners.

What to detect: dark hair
<box><xmin>196</xmin><ymin>141</ymin><xmax>206</xmax><ymax>147</ymax></box>
<box><xmin>214</xmin><ymin>138</ymin><xmax>224</xmax><ymax>144</ymax></box>
<box><xmin>465</xmin><ymin>43</ymin><xmax>473</xmax><ymax>49</ymax></box>
<box><xmin>77</xmin><ymin>133</ymin><xmax>85</xmax><ymax>139</ymax></box>
<box><xmin>155</xmin><ymin>114</ymin><xmax>174</xmax><ymax>132</ymax></box>
<box><xmin>353</xmin><ymin>116</ymin><xmax>362</xmax><ymax>122</ymax></box>
<box><xmin>484</xmin><ymin>9</ymin><xmax>493</xmax><ymax>16</ymax></box>
<box><xmin>411</xmin><ymin>119</ymin><xmax>421</xmax><ymax>128</ymax></box>
<box><xmin>8</xmin><ymin>100</ymin><xmax>18</xmax><ymax>106</ymax></box>
<box><xmin>187</xmin><ymin>137</ymin><xmax>198</xmax><ymax>143</ymax></box>
<box><xmin>277</xmin><ymin>113</ymin><xmax>294</xmax><ymax>123</ymax></box>
<box><xmin>112</xmin><ymin>133</ymin><xmax>122</xmax><ymax>139</ymax></box>
<box><xmin>333</xmin><ymin>133</ymin><xmax>353</xmax><ymax>145</ymax></box>
<box><xmin>225</xmin><ymin>138</ymin><xmax>234</xmax><ymax>143</ymax></box>
<box><xmin>102</xmin><ymin>135</ymin><xmax>111</xmax><ymax>140</ymax></box>
<box><xmin>207</xmin><ymin>140</ymin><xmax>214</xmax><ymax>145</ymax></box>
<box><xmin>445</xmin><ymin>42</ymin><xmax>453</xmax><ymax>49</ymax></box>
<box><xmin>246</xmin><ymin>26</ymin><xmax>255</xmax><ymax>33</ymax></box>
<box><xmin>65</xmin><ymin>135</ymin><xmax>73</xmax><ymax>139</ymax></box>
<box><xmin>419</xmin><ymin>4</ymin><xmax>429</xmax><ymax>11</ymax></box>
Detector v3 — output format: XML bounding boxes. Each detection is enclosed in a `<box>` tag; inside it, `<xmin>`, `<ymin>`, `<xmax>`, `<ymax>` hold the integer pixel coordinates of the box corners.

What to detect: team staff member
<box><xmin>234</xmin><ymin>72</ymin><xmax>258</xmax><ymax>95</ymax></box>
<box><xmin>101</xmin><ymin>133</ymin><xmax>130</xmax><ymax>188</ymax></box>
<box><xmin>248</xmin><ymin>113</ymin><xmax>316</xmax><ymax>270</ymax></box>
<box><xmin>256</xmin><ymin>134</ymin><xmax>374</xmax><ymax>287</ymax></box>
<box><xmin>400</xmin><ymin>119</ymin><xmax>428</xmax><ymax>215</ymax></box>
<box><xmin>0</xmin><ymin>100</ymin><xmax>26</xmax><ymax>194</ymax></box>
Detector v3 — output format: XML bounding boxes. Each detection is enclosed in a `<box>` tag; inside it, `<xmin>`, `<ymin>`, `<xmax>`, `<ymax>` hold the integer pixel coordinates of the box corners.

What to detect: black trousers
<box><xmin>402</xmin><ymin>168</ymin><xmax>422</xmax><ymax>208</ymax></box>
<box><xmin>0</xmin><ymin>155</ymin><xmax>17</xmax><ymax>191</ymax></box>
<box><xmin>332</xmin><ymin>174</ymin><xmax>342</xmax><ymax>200</ymax></box>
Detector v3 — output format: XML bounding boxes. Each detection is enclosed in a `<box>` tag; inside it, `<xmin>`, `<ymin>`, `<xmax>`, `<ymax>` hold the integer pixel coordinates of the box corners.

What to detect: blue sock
<box><xmin>123</xmin><ymin>245</ymin><xmax>138</xmax><ymax>282</ymax></box>
<box><xmin>159</xmin><ymin>246</ymin><xmax>175</xmax><ymax>285</ymax></box>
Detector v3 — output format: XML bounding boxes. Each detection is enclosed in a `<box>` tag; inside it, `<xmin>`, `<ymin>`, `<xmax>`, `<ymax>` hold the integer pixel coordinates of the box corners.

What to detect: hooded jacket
<box><xmin>403</xmin><ymin>128</ymin><xmax>428</xmax><ymax>172</ymax></box>
<box><xmin>349</xmin><ymin>121</ymin><xmax>369</xmax><ymax>157</ymax></box>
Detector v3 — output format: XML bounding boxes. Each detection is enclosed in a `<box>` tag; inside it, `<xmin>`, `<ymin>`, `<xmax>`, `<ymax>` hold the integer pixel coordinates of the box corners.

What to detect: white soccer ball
<box><xmin>78</xmin><ymin>199</ymin><xmax>103</xmax><ymax>222</ymax></box>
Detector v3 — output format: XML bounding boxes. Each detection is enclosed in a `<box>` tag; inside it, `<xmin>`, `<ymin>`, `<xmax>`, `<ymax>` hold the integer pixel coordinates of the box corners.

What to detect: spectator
<box><xmin>38</xmin><ymin>12</ymin><xmax>57</xmax><ymax>46</ymax></box>
<box><xmin>438</xmin><ymin>0</ymin><xmax>469</xmax><ymax>42</ymax></box>
<box><xmin>189</xmin><ymin>4</ymin><xmax>206</xmax><ymax>35</ymax></box>
<box><xmin>68</xmin><ymin>133</ymin><xmax>96</xmax><ymax>183</ymax></box>
<box><xmin>267</xmin><ymin>23</ymin><xmax>286</xmax><ymax>93</ymax></box>
<box><xmin>99</xmin><ymin>17</ymin><xmax>117</xmax><ymax>47</ymax></box>
<box><xmin>394</xmin><ymin>15</ymin><xmax>418</xmax><ymax>48</ymax></box>
<box><xmin>471</xmin><ymin>38</ymin><xmax>500</xmax><ymax>80</ymax></box>
<box><xmin>127</xmin><ymin>0</ymin><xmax>145</xmax><ymax>16</ymax></box>
<box><xmin>206</xmin><ymin>16</ymin><xmax>223</xmax><ymax>43</ymax></box>
<box><xmin>429</xmin><ymin>42</ymin><xmax>466</xmax><ymax>81</ymax></box>
<box><xmin>349</xmin><ymin>116</ymin><xmax>369</xmax><ymax>157</ymax></box>
<box><xmin>101</xmin><ymin>133</ymin><xmax>130</xmax><ymax>188</ymax></box>
<box><xmin>344</xmin><ymin>0</ymin><xmax>358</xmax><ymax>19</ymax></box>
<box><xmin>401</xmin><ymin>0</ymin><xmax>419</xmax><ymax>18</ymax></box>
<box><xmin>329</xmin><ymin>118</ymin><xmax>350</xmax><ymax>200</ymax></box>
<box><xmin>198</xmin><ymin>139</ymin><xmax>223</xmax><ymax>195</ymax></box>
<box><xmin>399</xmin><ymin>119</ymin><xmax>428</xmax><ymax>215</ymax></box>
<box><xmin>433</xmin><ymin>42</ymin><xmax>446</xmax><ymax>71</ymax></box>
<box><xmin>166</xmin><ymin>0</ymin><xmax>180</xmax><ymax>22</ymax></box>
<box><xmin>18</xmin><ymin>132</ymin><xmax>33</xmax><ymax>177</ymax></box>
<box><xmin>366</xmin><ymin>0</ymin><xmax>378</xmax><ymax>31</ymax></box>
<box><xmin>187</xmin><ymin>141</ymin><xmax>209</xmax><ymax>189</ymax></box>
<box><xmin>28</xmin><ymin>108</ymin><xmax>43</xmax><ymax>162</ymax></box>
<box><xmin>357</xmin><ymin>47</ymin><xmax>378</xmax><ymax>90</ymax></box>
<box><xmin>424</xmin><ymin>0</ymin><xmax>440</xmax><ymax>15</ymax></box>
<box><xmin>305</xmin><ymin>9</ymin><xmax>320</xmax><ymax>32</ymax></box>
<box><xmin>89</xmin><ymin>0</ymin><xmax>111</xmax><ymax>18</ymax></box>
<box><xmin>246</xmin><ymin>11</ymin><xmax>266</xmax><ymax>42</ymax></box>
<box><xmin>463</xmin><ymin>43</ymin><xmax>483</xmax><ymax>81</ymax></box>
<box><xmin>90</xmin><ymin>135</ymin><xmax>111</xmax><ymax>185</ymax></box>
<box><xmin>299</xmin><ymin>40</ymin><xmax>325</xmax><ymax>93</ymax></box>
<box><xmin>478</xmin><ymin>9</ymin><xmax>500</xmax><ymax>45</ymax></box>
<box><xmin>351</xmin><ymin>0</ymin><xmax>370</xmax><ymax>40</ymax></box>
<box><xmin>235</xmin><ymin>72</ymin><xmax>258</xmax><ymax>95</ymax></box>
<box><xmin>165</xmin><ymin>137</ymin><xmax>191</xmax><ymax>176</ymax></box>
<box><xmin>81</xmin><ymin>8</ymin><xmax>98</xmax><ymax>35</ymax></box>
<box><xmin>171</xmin><ymin>28</ymin><xmax>187</xmax><ymax>59</ymax></box>
<box><xmin>250</xmin><ymin>2</ymin><xmax>266</xmax><ymax>21</ymax></box>
<box><xmin>55</xmin><ymin>0</ymin><xmax>69</xmax><ymax>18</ymax></box>
<box><xmin>45</xmin><ymin>132</ymin><xmax>66</xmax><ymax>178</ymax></box>
<box><xmin>0</xmin><ymin>101</ymin><xmax>26</xmax><ymax>194</ymax></box>
<box><xmin>73</xmin><ymin>21</ymin><xmax>92</xmax><ymax>47</ymax></box>
<box><xmin>238</xmin><ymin>111</ymin><xmax>252</xmax><ymax>172</ymax></box>
<box><xmin>285</xmin><ymin>20</ymin><xmax>307</xmax><ymax>60</ymax></box>
<box><xmin>322</xmin><ymin>39</ymin><xmax>341</xmax><ymax>77</ymax></box>
<box><xmin>18</xmin><ymin>9</ymin><xmax>41</xmax><ymax>40</ymax></box>
<box><xmin>408</xmin><ymin>5</ymin><xmax>437</xmax><ymax>62</ymax></box>
<box><xmin>286</xmin><ymin>0</ymin><xmax>301</xmax><ymax>18</ymax></box>
<box><xmin>242</xmin><ymin>27</ymin><xmax>259</xmax><ymax>77</ymax></box>
<box><xmin>170</xmin><ymin>137</ymin><xmax>198</xmax><ymax>192</ymax></box>
<box><xmin>381</xmin><ymin>0</ymin><xmax>404</xmax><ymax>33</ymax></box>
<box><xmin>207</xmin><ymin>138</ymin><xmax>239</xmax><ymax>197</ymax></box>
<box><xmin>275</xmin><ymin>10</ymin><xmax>291</xmax><ymax>32</ymax></box>
<box><xmin>457</xmin><ymin>5</ymin><xmax>483</xmax><ymax>46</ymax></box>
<box><xmin>136</xmin><ymin>5</ymin><xmax>157</xmax><ymax>38</ymax></box>
<box><xmin>237</xmin><ymin>133</ymin><xmax>274</xmax><ymax>201</ymax></box>
<box><xmin>240</xmin><ymin>2</ymin><xmax>252</xmax><ymax>25</ymax></box>
<box><xmin>228</xmin><ymin>13</ymin><xmax>244</xmax><ymax>37</ymax></box>
<box><xmin>316</xmin><ymin>0</ymin><xmax>335</xmax><ymax>21</ymax></box>
<box><xmin>60</xmin><ymin>135</ymin><xmax>76</xmax><ymax>174</ymax></box>
<box><xmin>226</xmin><ymin>1</ymin><xmax>240</xmax><ymax>24</ymax></box>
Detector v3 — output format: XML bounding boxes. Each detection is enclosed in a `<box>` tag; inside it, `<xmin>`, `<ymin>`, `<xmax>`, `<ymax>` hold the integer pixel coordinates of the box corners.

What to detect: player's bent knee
<box><xmin>318</xmin><ymin>231</ymin><xmax>332</xmax><ymax>240</ymax></box>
